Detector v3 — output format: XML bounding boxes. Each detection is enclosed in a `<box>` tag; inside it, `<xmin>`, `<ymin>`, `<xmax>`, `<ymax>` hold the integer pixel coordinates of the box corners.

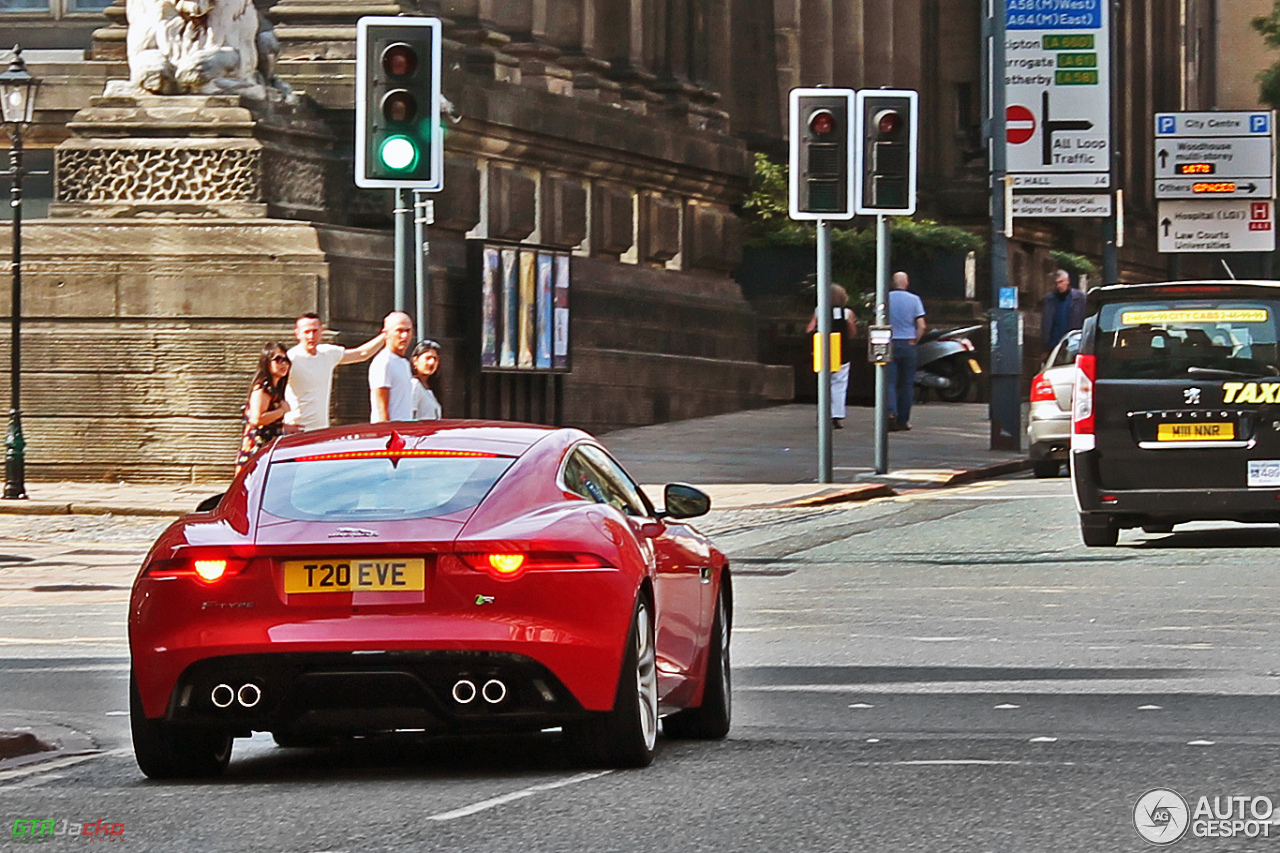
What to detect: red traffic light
<box><xmin>875</xmin><ymin>109</ymin><xmax>903</xmax><ymax>136</ymax></box>
<box><xmin>382</xmin><ymin>43</ymin><xmax>418</xmax><ymax>77</ymax></box>
<box><xmin>809</xmin><ymin>109</ymin><xmax>837</xmax><ymax>136</ymax></box>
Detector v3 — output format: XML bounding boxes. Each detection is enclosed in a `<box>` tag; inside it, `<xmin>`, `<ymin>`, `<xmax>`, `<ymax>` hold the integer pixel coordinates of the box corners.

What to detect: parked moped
<box><xmin>915</xmin><ymin>324</ymin><xmax>982</xmax><ymax>402</ymax></box>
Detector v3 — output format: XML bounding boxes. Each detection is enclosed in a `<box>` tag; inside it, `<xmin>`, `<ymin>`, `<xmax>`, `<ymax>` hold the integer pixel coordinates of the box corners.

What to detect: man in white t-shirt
<box><xmin>369</xmin><ymin>311</ymin><xmax>416</xmax><ymax>422</ymax></box>
<box><xmin>284</xmin><ymin>313</ymin><xmax>386</xmax><ymax>432</ymax></box>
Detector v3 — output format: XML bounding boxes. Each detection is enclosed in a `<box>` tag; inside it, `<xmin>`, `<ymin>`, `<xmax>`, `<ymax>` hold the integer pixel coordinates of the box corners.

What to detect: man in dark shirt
<box><xmin>1041</xmin><ymin>269</ymin><xmax>1086</xmax><ymax>357</ymax></box>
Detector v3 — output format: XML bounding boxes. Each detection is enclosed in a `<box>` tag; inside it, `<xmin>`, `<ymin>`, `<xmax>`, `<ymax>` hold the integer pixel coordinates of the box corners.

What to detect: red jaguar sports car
<box><xmin>129</xmin><ymin>421</ymin><xmax>731</xmax><ymax>778</ymax></box>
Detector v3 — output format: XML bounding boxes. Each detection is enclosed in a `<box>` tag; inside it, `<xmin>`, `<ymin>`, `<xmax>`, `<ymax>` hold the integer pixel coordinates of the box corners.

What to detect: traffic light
<box><xmin>788</xmin><ymin>88</ymin><xmax>856</xmax><ymax>220</ymax></box>
<box><xmin>355</xmin><ymin>16</ymin><xmax>443</xmax><ymax>190</ymax></box>
<box><xmin>855</xmin><ymin>89</ymin><xmax>918</xmax><ymax>215</ymax></box>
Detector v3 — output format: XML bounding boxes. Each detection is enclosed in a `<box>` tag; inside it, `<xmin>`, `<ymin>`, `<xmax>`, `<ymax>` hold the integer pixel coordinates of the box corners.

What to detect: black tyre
<box><xmin>130</xmin><ymin>673</ymin><xmax>232</xmax><ymax>779</ymax></box>
<box><xmin>1141</xmin><ymin>522</ymin><xmax>1175</xmax><ymax>534</ymax></box>
<box><xmin>568</xmin><ymin>595</ymin><xmax>658</xmax><ymax>768</ymax></box>
<box><xmin>663</xmin><ymin>585</ymin><xmax>731</xmax><ymax>740</ymax></box>
<box><xmin>1080</xmin><ymin>514</ymin><xmax>1119</xmax><ymax>547</ymax></box>
<box><xmin>1032</xmin><ymin>460</ymin><xmax>1060</xmax><ymax>479</ymax></box>
<box><xmin>934</xmin><ymin>357</ymin><xmax>972</xmax><ymax>403</ymax></box>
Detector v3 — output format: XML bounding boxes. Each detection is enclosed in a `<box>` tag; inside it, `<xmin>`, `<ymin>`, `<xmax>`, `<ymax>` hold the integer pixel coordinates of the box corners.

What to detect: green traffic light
<box><xmin>378</xmin><ymin>135</ymin><xmax>419</xmax><ymax>171</ymax></box>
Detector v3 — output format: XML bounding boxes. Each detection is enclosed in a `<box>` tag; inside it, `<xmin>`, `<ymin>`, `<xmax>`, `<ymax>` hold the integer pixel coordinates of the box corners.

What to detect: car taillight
<box><xmin>1072</xmin><ymin>354</ymin><xmax>1096</xmax><ymax>450</ymax></box>
<box><xmin>146</xmin><ymin>557</ymin><xmax>249</xmax><ymax>583</ymax></box>
<box><xmin>457</xmin><ymin>552</ymin><xmax>605</xmax><ymax>581</ymax></box>
<box><xmin>1030</xmin><ymin>373</ymin><xmax>1056</xmax><ymax>403</ymax></box>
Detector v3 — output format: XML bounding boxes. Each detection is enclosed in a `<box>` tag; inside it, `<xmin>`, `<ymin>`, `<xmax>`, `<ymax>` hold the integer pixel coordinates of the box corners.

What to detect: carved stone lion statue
<box><xmin>122</xmin><ymin>0</ymin><xmax>290</xmax><ymax>99</ymax></box>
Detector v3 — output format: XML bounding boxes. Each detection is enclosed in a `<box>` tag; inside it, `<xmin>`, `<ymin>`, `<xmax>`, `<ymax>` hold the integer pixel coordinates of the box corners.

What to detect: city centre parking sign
<box><xmin>1004</xmin><ymin>0</ymin><xmax>1111</xmax><ymax>190</ymax></box>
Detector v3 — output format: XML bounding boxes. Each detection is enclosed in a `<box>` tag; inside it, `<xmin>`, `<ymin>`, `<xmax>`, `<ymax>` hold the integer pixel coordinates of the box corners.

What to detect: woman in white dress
<box><xmin>410</xmin><ymin>339</ymin><xmax>443</xmax><ymax>420</ymax></box>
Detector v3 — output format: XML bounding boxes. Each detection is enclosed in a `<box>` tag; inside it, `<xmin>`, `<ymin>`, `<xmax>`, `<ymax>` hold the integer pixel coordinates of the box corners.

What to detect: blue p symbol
<box><xmin>1158</xmin><ymin>116</ymin><xmax>1176</xmax><ymax>134</ymax></box>
<box><xmin>1252</xmin><ymin>114</ymin><xmax>1270</xmax><ymax>133</ymax></box>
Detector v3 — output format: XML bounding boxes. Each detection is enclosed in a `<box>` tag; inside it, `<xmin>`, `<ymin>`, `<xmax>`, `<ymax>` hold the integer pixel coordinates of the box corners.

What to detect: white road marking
<box><xmin>1138</xmin><ymin>705</ymin><xmax>1163</xmax><ymax>711</ymax></box>
<box><xmin>4</xmin><ymin>663</ymin><xmax>130</xmax><ymax>674</ymax></box>
<box><xmin>0</xmin><ymin>637</ymin><xmax>124</xmax><ymax>646</ymax></box>
<box><xmin>894</xmin><ymin>759</ymin><xmax>1075</xmax><ymax>766</ymax></box>
<box><xmin>848</xmin><ymin>703</ymin><xmax>875</xmax><ymax>709</ymax></box>
<box><xmin>994</xmin><ymin>703</ymin><xmax>1021</xmax><ymax>710</ymax></box>
<box><xmin>1187</xmin><ymin>739</ymin><xmax>1216</xmax><ymax>746</ymax></box>
<box><xmin>1029</xmin><ymin>737</ymin><xmax>1058</xmax><ymax>743</ymax></box>
<box><xmin>426</xmin><ymin>771</ymin><xmax>612</xmax><ymax>821</ymax></box>
<box><xmin>0</xmin><ymin>749</ymin><xmax>130</xmax><ymax>783</ymax></box>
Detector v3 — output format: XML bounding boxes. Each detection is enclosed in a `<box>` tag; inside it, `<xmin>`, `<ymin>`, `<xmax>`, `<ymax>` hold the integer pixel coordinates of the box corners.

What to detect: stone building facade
<box><xmin>0</xmin><ymin>1</ymin><xmax>1243</xmax><ymax>480</ymax></box>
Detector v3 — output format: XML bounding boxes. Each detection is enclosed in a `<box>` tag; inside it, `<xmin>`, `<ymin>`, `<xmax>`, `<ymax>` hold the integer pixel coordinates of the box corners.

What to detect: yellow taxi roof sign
<box><xmin>1119</xmin><ymin>309</ymin><xmax>1269</xmax><ymax>325</ymax></box>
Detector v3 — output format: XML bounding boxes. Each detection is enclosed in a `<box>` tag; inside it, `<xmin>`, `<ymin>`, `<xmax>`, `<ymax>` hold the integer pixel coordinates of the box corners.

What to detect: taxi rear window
<box><xmin>1095</xmin><ymin>300</ymin><xmax>1280</xmax><ymax>380</ymax></box>
<box><xmin>261</xmin><ymin>455</ymin><xmax>515</xmax><ymax>521</ymax></box>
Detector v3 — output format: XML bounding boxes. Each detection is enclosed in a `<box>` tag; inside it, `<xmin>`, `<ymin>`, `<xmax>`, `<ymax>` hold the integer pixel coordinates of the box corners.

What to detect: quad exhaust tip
<box><xmin>452</xmin><ymin>679</ymin><xmax>477</xmax><ymax>704</ymax></box>
<box><xmin>481</xmin><ymin>679</ymin><xmax>507</xmax><ymax>704</ymax></box>
<box><xmin>211</xmin><ymin>683</ymin><xmax>235</xmax><ymax>709</ymax></box>
<box><xmin>237</xmin><ymin>683</ymin><xmax>262</xmax><ymax>708</ymax></box>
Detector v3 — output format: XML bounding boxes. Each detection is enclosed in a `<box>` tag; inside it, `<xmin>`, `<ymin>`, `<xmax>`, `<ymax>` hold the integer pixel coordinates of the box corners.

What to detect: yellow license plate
<box><xmin>1156</xmin><ymin>422</ymin><xmax>1234</xmax><ymax>441</ymax></box>
<box><xmin>283</xmin><ymin>558</ymin><xmax>425</xmax><ymax>594</ymax></box>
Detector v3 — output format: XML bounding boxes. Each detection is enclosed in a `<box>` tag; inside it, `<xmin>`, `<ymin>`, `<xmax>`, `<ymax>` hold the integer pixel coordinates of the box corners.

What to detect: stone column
<box><xmin>546</xmin><ymin>0</ymin><xmax>621</xmax><ymax>102</ymax></box>
<box><xmin>492</xmin><ymin>0</ymin><xmax>572</xmax><ymax>92</ymax></box>
<box><xmin>863</xmin><ymin>0</ymin><xmax>893</xmax><ymax>87</ymax></box>
<box><xmin>798</xmin><ymin>0</ymin><xmax>833</xmax><ymax>86</ymax></box>
<box><xmin>441</xmin><ymin>0</ymin><xmax>522</xmax><ymax>81</ymax></box>
<box><xmin>832</xmin><ymin>0</ymin><xmax>864</xmax><ymax>89</ymax></box>
<box><xmin>773</xmin><ymin>0</ymin><xmax>801</xmax><ymax>135</ymax></box>
<box><xmin>598</xmin><ymin>0</ymin><xmax>661</xmax><ymax>111</ymax></box>
<box><xmin>725</xmin><ymin>0</ymin><xmax>781</xmax><ymax>145</ymax></box>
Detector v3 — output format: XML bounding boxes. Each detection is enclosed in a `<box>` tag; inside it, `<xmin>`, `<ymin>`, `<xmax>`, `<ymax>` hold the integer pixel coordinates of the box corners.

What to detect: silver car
<box><xmin>1027</xmin><ymin>329</ymin><xmax>1080</xmax><ymax>478</ymax></box>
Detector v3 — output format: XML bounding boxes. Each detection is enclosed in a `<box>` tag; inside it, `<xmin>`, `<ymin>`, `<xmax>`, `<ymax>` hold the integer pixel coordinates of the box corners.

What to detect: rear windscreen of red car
<box><xmin>262</xmin><ymin>456</ymin><xmax>515</xmax><ymax>521</ymax></box>
<box><xmin>1096</xmin><ymin>300</ymin><xmax>1280</xmax><ymax>380</ymax></box>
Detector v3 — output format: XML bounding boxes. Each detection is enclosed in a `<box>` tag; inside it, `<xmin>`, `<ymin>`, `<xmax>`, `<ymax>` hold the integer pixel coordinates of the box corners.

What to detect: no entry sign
<box><xmin>1007</xmin><ymin>105</ymin><xmax>1035</xmax><ymax>144</ymax></box>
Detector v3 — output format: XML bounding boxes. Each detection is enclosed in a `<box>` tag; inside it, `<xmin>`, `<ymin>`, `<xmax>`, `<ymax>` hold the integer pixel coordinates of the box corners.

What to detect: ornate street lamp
<box><xmin>0</xmin><ymin>46</ymin><xmax>38</xmax><ymax>499</ymax></box>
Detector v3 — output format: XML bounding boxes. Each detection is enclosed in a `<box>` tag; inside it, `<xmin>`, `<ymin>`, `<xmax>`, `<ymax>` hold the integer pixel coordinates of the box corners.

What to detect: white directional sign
<box><xmin>1012</xmin><ymin>193</ymin><xmax>1112</xmax><ymax>217</ymax></box>
<box><xmin>1004</xmin><ymin>0</ymin><xmax>1111</xmax><ymax>189</ymax></box>
<box><xmin>1154</xmin><ymin>111</ymin><xmax>1275</xmax><ymax>201</ymax></box>
<box><xmin>1157</xmin><ymin>200</ymin><xmax>1276</xmax><ymax>253</ymax></box>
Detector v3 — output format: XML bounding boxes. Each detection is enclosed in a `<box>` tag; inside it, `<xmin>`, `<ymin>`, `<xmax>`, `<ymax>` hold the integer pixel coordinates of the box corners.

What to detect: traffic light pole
<box><xmin>987</xmin><ymin>3</ymin><xmax>1021</xmax><ymax>451</ymax></box>
<box><xmin>874</xmin><ymin>214</ymin><xmax>889</xmax><ymax>475</ymax></box>
<box><xmin>816</xmin><ymin>219</ymin><xmax>833</xmax><ymax>484</ymax></box>
<box><xmin>413</xmin><ymin>192</ymin><xmax>433</xmax><ymax>339</ymax></box>
<box><xmin>394</xmin><ymin>188</ymin><xmax>410</xmax><ymax>314</ymax></box>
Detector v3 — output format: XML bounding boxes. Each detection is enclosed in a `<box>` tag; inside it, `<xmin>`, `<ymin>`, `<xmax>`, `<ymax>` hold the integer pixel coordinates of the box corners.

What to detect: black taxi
<box><xmin>1072</xmin><ymin>281</ymin><xmax>1280</xmax><ymax>545</ymax></box>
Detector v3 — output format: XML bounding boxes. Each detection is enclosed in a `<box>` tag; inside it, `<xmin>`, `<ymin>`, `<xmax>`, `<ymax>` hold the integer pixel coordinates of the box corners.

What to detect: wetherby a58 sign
<box><xmin>1004</xmin><ymin>0</ymin><xmax>1111</xmax><ymax>190</ymax></box>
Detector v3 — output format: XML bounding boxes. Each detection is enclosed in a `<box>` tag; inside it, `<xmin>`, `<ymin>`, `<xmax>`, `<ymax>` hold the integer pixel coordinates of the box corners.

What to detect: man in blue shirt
<box><xmin>887</xmin><ymin>271</ymin><xmax>926</xmax><ymax>431</ymax></box>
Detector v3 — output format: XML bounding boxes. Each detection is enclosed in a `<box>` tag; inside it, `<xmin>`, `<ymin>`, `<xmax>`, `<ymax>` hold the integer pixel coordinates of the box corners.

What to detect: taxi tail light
<box><xmin>1071</xmin><ymin>354</ymin><xmax>1097</xmax><ymax>450</ymax></box>
<box><xmin>458</xmin><ymin>552</ymin><xmax>605</xmax><ymax>581</ymax></box>
<box><xmin>1030</xmin><ymin>372</ymin><xmax>1056</xmax><ymax>403</ymax></box>
<box><xmin>146</xmin><ymin>556</ymin><xmax>249</xmax><ymax>583</ymax></box>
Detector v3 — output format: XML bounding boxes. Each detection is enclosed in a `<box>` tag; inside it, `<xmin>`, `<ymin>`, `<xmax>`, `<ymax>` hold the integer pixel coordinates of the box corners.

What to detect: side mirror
<box><xmin>661</xmin><ymin>483</ymin><xmax>710</xmax><ymax>520</ymax></box>
<box><xmin>195</xmin><ymin>493</ymin><xmax>225</xmax><ymax>513</ymax></box>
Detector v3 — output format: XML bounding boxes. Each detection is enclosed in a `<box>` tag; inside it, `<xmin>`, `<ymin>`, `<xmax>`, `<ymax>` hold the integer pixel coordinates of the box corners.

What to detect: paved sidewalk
<box><xmin>0</xmin><ymin>402</ymin><xmax>1028</xmax><ymax>516</ymax></box>
<box><xmin>607</xmin><ymin>402</ymin><xmax>1030</xmax><ymax>507</ymax></box>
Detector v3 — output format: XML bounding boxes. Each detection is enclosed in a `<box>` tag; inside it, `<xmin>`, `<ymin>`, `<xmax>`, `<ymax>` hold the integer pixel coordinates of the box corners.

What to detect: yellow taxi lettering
<box><xmin>1238</xmin><ymin>384</ymin><xmax>1260</xmax><ymax>404</ymax></box>
<box><xmin>1223</xmin><ymin>382</ymin><xmax>1244</xmax><ymax>403</ymax></box>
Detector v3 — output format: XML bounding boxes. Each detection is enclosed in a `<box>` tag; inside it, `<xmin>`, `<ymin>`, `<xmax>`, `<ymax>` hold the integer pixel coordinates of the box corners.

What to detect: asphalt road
<box><xmin>3</xmin><ymin>479</ymin><xmax>1280</xmax><ymax>851</ymax></box>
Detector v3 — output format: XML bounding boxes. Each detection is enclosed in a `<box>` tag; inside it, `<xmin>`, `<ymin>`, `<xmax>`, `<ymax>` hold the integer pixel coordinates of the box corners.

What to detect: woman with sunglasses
<box><xmin>410</xmin><ymin>339</ymin><xmax>442</xmax><ymax>420</ymax></box>
<box><xmin>235</xmin><ymin>343</ymin><xmax>292</xmax><ymax>473</ymax></box>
